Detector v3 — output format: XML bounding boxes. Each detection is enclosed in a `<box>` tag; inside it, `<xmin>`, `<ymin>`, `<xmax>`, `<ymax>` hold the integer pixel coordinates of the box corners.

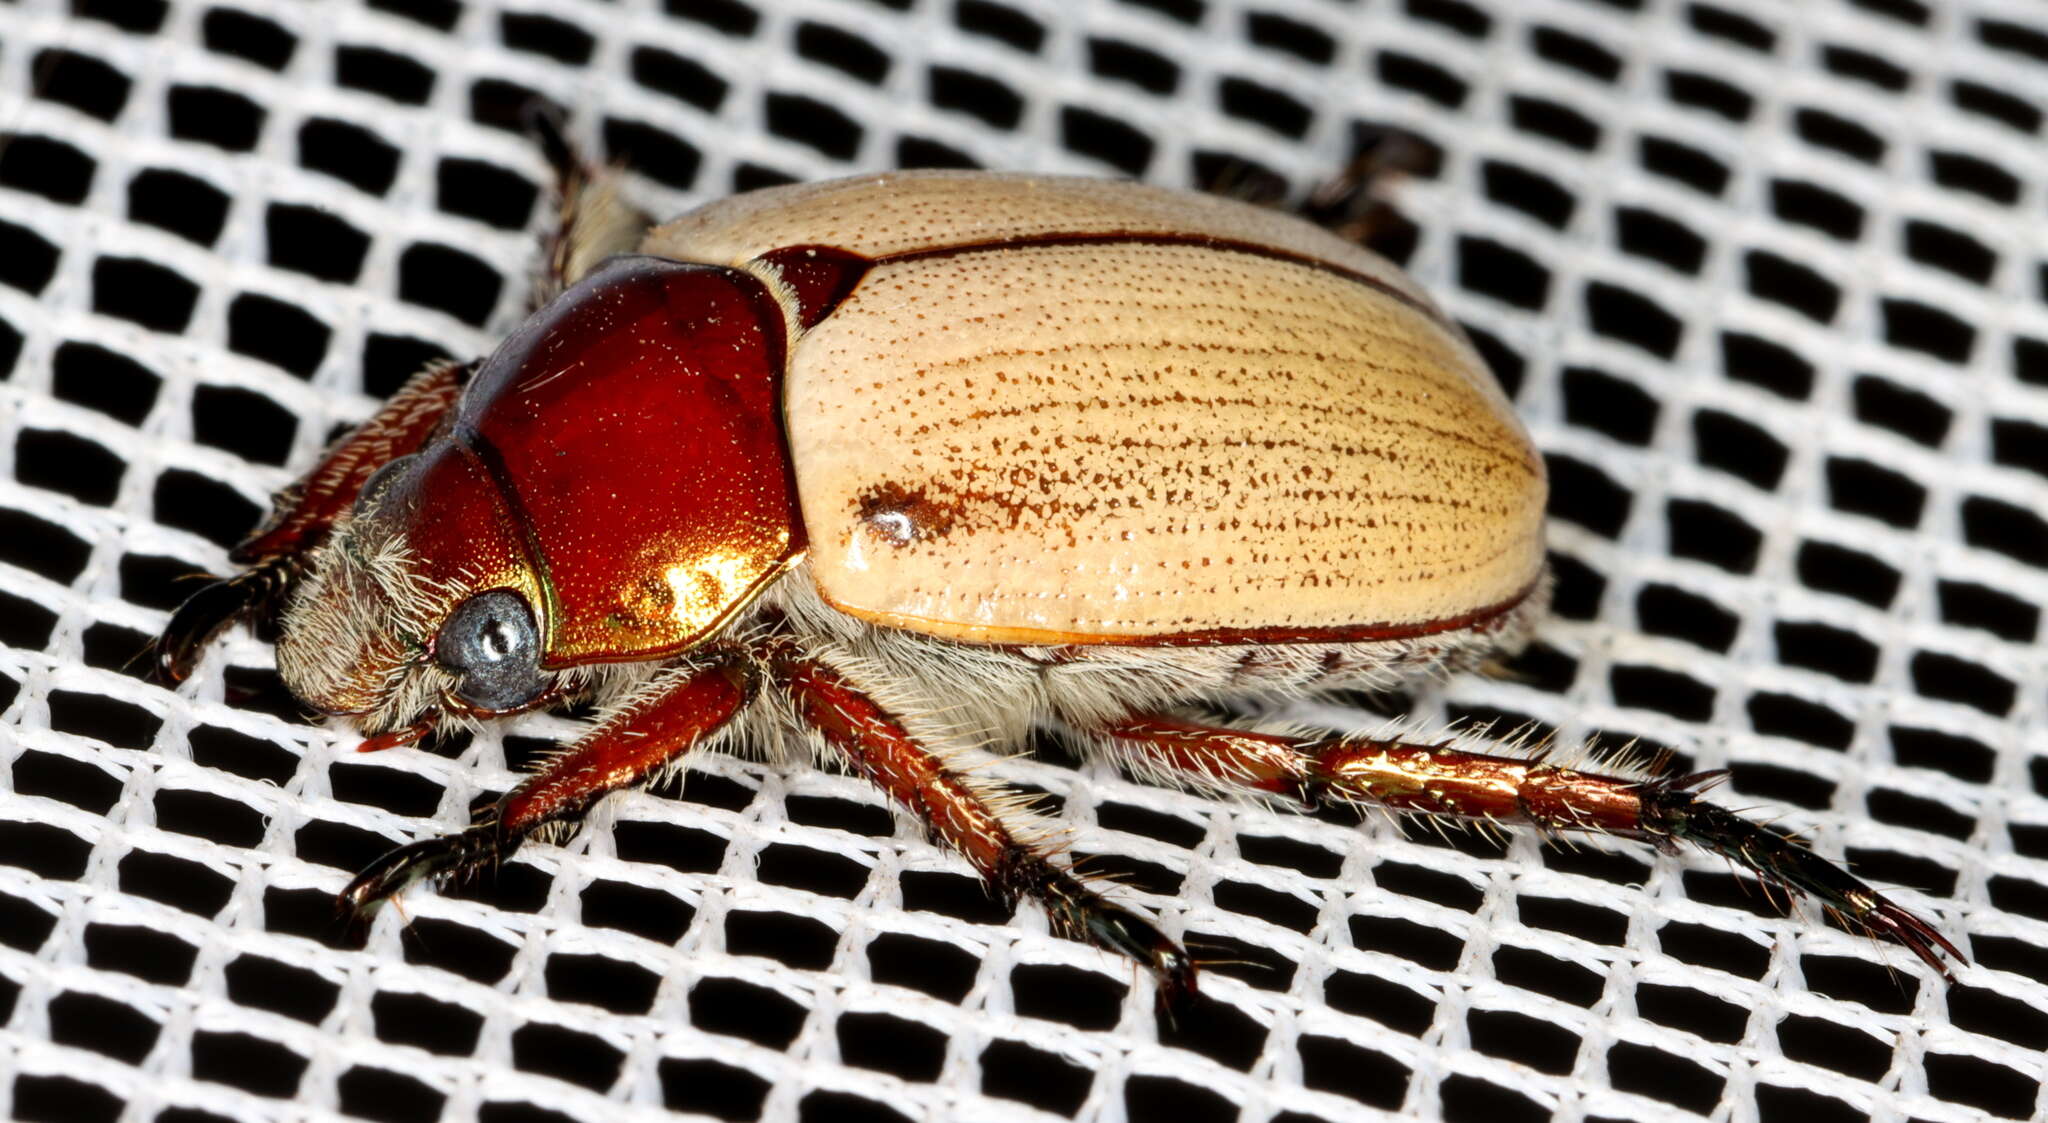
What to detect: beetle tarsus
<box><xmin>156</xmin><ymin>557</ymin><xmax>292</xmax><ymax>683</ymax></box>
<box><xmin>337</xmin><ymin>822</ymin><xmax>506</xmax><ymax>922</ymax></box>
<box><xmin>1640</xmin><ymin>789</ymin><xmax>1964</xmax><ymax>979</ymax></box>
<box><xmin>1034</xmin><ymin>864</ymin><xmax>1199</xmax><ymax>1008</ymax></box>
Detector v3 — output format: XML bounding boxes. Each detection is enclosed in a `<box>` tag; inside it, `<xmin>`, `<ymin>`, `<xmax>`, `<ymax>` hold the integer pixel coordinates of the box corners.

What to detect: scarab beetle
<box><xmin>160</xmin><ymin>162</ymin><xmax>1959</xmax><ymax>1003</ymax></box>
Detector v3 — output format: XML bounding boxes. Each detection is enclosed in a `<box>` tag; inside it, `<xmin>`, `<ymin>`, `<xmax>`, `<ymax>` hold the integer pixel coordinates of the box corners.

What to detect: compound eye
<box><xmin>352</xmin><ymin>454</ymin><xmax>419</xmax><ymax>520</ymax></box>
<box><xmin>436</xmin><ymin>589</ymin><xmax>542</xmax><ymax>711</ymax></box>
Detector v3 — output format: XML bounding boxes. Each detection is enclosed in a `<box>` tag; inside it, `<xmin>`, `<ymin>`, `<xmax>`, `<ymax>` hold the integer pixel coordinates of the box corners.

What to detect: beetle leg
<box><xmin>1295</xmin><ymin>123</ymin><xmax>1443</xmax><ymax>258</ymax></box>
<box><xmin>768</xmin><ymin>647</ymin><xmax>1198</xmax><ymax>1007</ymax></box>
<box><xmin>155</xmin><ymin>359</ymin><xmax>470</xmax><ymax>682</ymax></box>
<box><xmin>529</xmin><ymin>110</ymin><xmax>650</xmax><ymax>303</ymax></box>
<box><xmin>1094</xmin><ymin>714</ymin><xmax>1962</xmax><ymax>979</ymax></box>
<box><xmin>338</xmin><ymin>654</ymin><xmax>754</xmax><ymax>919</ymax></box>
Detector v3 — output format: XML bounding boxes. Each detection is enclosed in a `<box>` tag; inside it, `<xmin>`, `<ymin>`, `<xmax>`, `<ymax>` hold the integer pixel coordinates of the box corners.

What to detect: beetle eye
<box><xmin>436</xmin><ymin>589</ymin><xmax>542</xmax><ymax>711</ymax></box>
<box><xmin>353</xmin><ymin>454</ymin><xmax>419</xmax><ymax>520</ymax></box>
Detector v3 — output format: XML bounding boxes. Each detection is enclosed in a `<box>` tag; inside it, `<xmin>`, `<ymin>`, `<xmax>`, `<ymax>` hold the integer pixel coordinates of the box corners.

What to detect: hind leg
<box><xmin>1087</xmin><ymin>713</ymin><xmax>1961</xmax><ymax>978</ymax></box>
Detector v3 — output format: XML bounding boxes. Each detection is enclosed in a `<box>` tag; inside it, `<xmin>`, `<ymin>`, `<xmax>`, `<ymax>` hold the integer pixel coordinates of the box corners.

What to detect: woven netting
<box><xmin>2</xmin><ymin>0</ymin><xmax>2045</xmax><ymax>1120</ymax></box>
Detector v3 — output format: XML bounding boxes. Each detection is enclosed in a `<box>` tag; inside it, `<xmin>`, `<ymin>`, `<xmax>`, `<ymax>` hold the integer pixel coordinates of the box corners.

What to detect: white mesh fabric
<box><xmin>1</xmin><ymin>0</ymin><xmax>2044</xmax><ymax>1121</ymax></box>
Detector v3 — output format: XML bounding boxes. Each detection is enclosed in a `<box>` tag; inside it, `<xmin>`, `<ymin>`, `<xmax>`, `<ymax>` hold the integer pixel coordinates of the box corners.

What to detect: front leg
<box><xmin>764</xmin><ymin>642</ymin><xmax>1198</xmax><ymax>1007</ymax></box>
<box><xmin>156</xmin><ymin>359</ymin><xmax>471</xmax><ymax>681</ymax></box>
<box><xmin>339</xmin><ymin>654</ymin><xmax>753</xmax><ymax>915</ymax></box>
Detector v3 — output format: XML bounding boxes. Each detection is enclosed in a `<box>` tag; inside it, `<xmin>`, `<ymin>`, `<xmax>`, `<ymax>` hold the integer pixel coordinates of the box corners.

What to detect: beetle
<box><xmin>158</xmin><ymin>154</ymin><xmax>1959</xmax><ymax>1005</ymax></box>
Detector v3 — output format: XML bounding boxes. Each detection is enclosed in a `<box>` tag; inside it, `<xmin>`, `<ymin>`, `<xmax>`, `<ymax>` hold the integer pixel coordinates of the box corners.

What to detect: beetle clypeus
<box><xmin>159</xmin><ymin>148</ymin><xmax>1959</xmax><ymax>1005</ymax></box>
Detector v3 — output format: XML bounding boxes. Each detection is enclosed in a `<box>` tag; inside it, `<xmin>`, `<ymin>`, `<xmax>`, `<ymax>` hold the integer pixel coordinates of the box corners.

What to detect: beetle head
<box><xmin>275</xmin><ymin>443</ymin><xmax>555</xmax><ymax>735</ymax></box>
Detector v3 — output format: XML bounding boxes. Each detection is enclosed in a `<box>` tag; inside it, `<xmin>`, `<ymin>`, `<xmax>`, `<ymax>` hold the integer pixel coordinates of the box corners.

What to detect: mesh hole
<box><xmin>1010</xmin><ymin>964</ymin><xmax>1125</xmax><ymax>1030</ymax></box>
<box><xmin>1457</xmin><ymin>237</ymin><xmax>1550</xmax><ymax>309</ymax></box>
<box><xmin>1246</xmin><ymin>11</ymin><xmax>1335</xmax><ymax>65</ymax></box>
<box><xmin>1910</xmin><ymin>650</ymin><xmax>2015</xmax><ymax>716</ymax></box>
<box><xmin>1635</xmin><ymin>584</ymin><xmax>1738</xmax><ymax>651</ymax></box>
<box><xmin>1820</xmin><ymin>44</ymin><xmax>1908</xmax><ymax>92</ymax></box>
<box><xmin>632</xmin><ymin>46</ymin><xmax>727</xmax><ymax>112</ymax></box>
<box><xmin>1638</xmin><ymin>135</ymin><xmax>1729</xmax><ymax>195</ymax></box>
<box><xmin>510</xmin><ymin>1023</ymin><xmax>624</xmax><ymax>1092</ymax></box>
<box><xmin>1665</xmin><ymin>69</ymin><xmax>1753</xmax><ymax>121</ymax></box>
<box><xmin>665</xmin><ymin>0</ymin><xmax>759</xmax><ymax>37</ymax></box>
<box><xmin>602</xmin><ymin>118</ymin><xmax>704</xmax><ymax>190</ymax></box>
<box><xmin>155</xmin><ymin>789</ymin><xmax>266</xmax><ymax>847</ymax></box>
<box><xmin>129</xmin><ymin>168</ymin><xmax>230</xmax><ymax>245</ymax></box>
<box><xmin>78</xmin><ymin>0</ymin><xmax>169</xmax><ymax>32</ymax></box>
<box><xmin>397</xmin><ymin>243</ymin><xmax>504</xmax><ymax>325</ymax></box>
<box><xmin>437</xmin><ymin>158</ymin><xmax>538</xmax><ymax>230</ymax></box>
<box><xmin>298</xmin><ymin>118</ymin><xmax>401</xmax><ymax>195</ymax></box>
<box><xmin>0</xmin><ymin>136</ymin><xmax>95</xmax><ymax>204</ymax></box>
<box><xmin>399</xmin><ymin>917</ymin><xmax>517</xmax><ymax>984</ymax></box>
<box><xmin>1609</xmin><ymin>1041</ymin><xmax>1723</xmax><ymax>1111</ymax></box>
<box><xmin>1508</xmin><ymin>95</ymin><xmax>1600</xmax><ymax>150</ymax></box>
<box><xmin>1219</xmin><ymin>77</ymin><xmax>1311</xmax><ymax>139</ymax></box>
<box><xmin>93</xmin><ymin>257</ymin><xmax>199</xmax><ymax>332</ymax></box>
<box><xmin>1376</xmin><ymin>51</ymin><xmax>1468</xmax><ymax>109</ymax></box>
<box><xmin>1482</xmin><ymin>161</ymin><xmax>1573</xmax><ymax>228</ymax></box>
<box><xmin>201</xmin><ymin>7</ymin><xmax>296</xmax><ymax>69</ymax></box>
<box><xmin>725</xmin><ymin>909</ymin><xmax>837</xmax><ymax>969</ymax></box>
<box><xmin>1467</xmin><ymin>1009</ymin><xmax>1577</xmax><ymax>1074</ymax></box>
<box><xmin>1950</xmin><ymin>80</ymin><xmax>2042</xmax><ymax>133</ymax></box>
<box><xmin>1693</xmin><ymin>409</ymin><xmax>1787</xmax><ymax>489</ymax></box>
<box><xmin>868</xmin><ymin>932</ymin><xmax>978</xmax><ymax>1003</ymax></box>
<box><xmin>499</xmin><ymin>13</ymin><xmax>593</xmax><ymax>65</ymax></box>
<box><xmin>371</xmin><ymin>0</ymin><xmax>459</xmax><ymax>29</ymax></box>
<box><xmin>223</xmin><ymin>954</ymin><xmax>340</xmax><ymax>1023</ymax></box>
<box><xmin>10</xmin><ymin>751</ymin><xmax>119</xmax><ymax>813</ymax></box>
<box><xmin>34</xmin><ymin>49</ymin><xmax>131</xmax><ymax>121</ymax></box>
<box><xmin>1656</xmin><ymin>921</ymin><xmax>1768</xmax><ymax>979</ymax></box>
<box><xmin>13</xmin><ymin>1076</ymin><xmax>121</xmax><ymax>1123</ymax></box>
<box><xmin>1547</xmin><ymin>455</ymin><xmax>1632</xmax><ymax>538</ymax></box>
<box><xmin>1881</xmin><ymin>298</ymin><xmax>1974</xmax><ymax>363</ymax></box>
<box><xmin>657</xmin><ymin>1058</ymin><xmax>770</xmax><ymax>1120</ymax></box>
<box><xmin>0</xmin><ymin>590</ymin><xmax>57</xmax><ymax>648</ymax></box>
<box><xmin>929</xmin><ymin>68</ymin><xmax>1025</xmax><ymax>129</ymax></box>
<box><xmin>49</xmin><ymin>992</ymin><xmax>160</xmax><ymax>1062</ymax></box>
<box><xmin>48</xmin><ymin>689</ymin><xmax>160</xmax><ymax>750</ymax></box>
<box><xmin>1298</xmin><ymin>1034</ymin><xmax>1408</xmax><ymax>1106</ymax></box>
<box><xmin>1745</xmin><ymin>250</ymin><xmax>1841</xmax><ymax>323</ymax></box>
<box><xmin>1793</xmin><ymin>107</ymin><xmax>1885</xmax><ymax>163</ymax></box>
<box><xmin>16</xmin><ymin>428</ymin><xmax>123</xmax><ymax>505</ymax></box>
<box><xmin>1586</xmin><ymin>282</ymin><xmax>1682</xmax><ymax>356</ymax></box>
<box><xmin>1929</xmin><ymin>149</ymin><xmax>2020</xmax><ymax>204</ymax></box>
<box><xmin>190</xmin><ymin>1030</ymin><xmax>308</xmax><ymax>1098</ymax></box>
<box><xmin>167</xmin><ymin>86</ymin><xmax>264</xmax><ymax>151</ymax></box>
<box><xmin>980</xmin><ymin>1039</ymin><xmax>1092</xmax><ymax>1117</ymax></box>
<box><xmin>1061</xmin><ymin>106</ymin><xmax>1154</xmax><ymax>175</ymax></box>
<box><xmin>337</xmin><ymin>1067</ymin><xmax>444</xmax><ymax>1123</ymax></box>
<box><xmin>1938</xmin><ymin>579</ymin><xmax>2040</xmax><ymax>643</ymax></box>
<box><xmin>336</xmin><ymin>45</ymin><xmax>435</xmax><ymax>105</ymax></box>
<box><xmin>193</xmin><ymin>384</ymin><xmax>300</xmax><ymax>464</ymax></box>
<box><xmin>1406</xmin><ymin>0</ymin><xmax>1491</xmax><ymax>38</ymax></box>
<box><xmin>795</xmin><ymin>21</ymin><xmax>890</xmax><ymax>85</ymax></box>
<box><xmin>371</xmin><ymin>991</ymin><xmax>483</xmax><ymax>1056</ymax></box>
<box><xmin>1794</xmin><ymin>540</ymin><xmax>1899</xmax><ymax>607</ymax></box>
<box><xmin>955</xmin><ymin>1</ymin><xmax>1044</xmax><ymax>52</ymax></box>
<box><xmin>1852</xmin><ymin>375</ymin><xmax>1949</xmax><ymax>445</ymax></box>
<box><xmin>756</xmin><ymin>844</ymin><xmax>870</xmax><ymax>899</ymax></box>
<box><xmin>545</xmin><ymin>953</ymin><xmax>661</xmax><ymax>1016</ymax></box>
<box><xmin>837</xmin><ymin>1011</ymin><xmax>948</xmax><ymax>1081</ymax></box>
<box><xmin>1961</xmin><ymin>496</ymin><xmax>2048</xmax><ymax>567</ymax></box>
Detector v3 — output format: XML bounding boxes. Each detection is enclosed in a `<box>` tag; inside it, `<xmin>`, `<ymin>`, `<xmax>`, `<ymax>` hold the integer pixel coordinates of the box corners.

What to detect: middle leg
<box><xmin>764</xmin><ymin>642</ymin><xmax>1198</xmax><ymax>1005</ymax></box>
